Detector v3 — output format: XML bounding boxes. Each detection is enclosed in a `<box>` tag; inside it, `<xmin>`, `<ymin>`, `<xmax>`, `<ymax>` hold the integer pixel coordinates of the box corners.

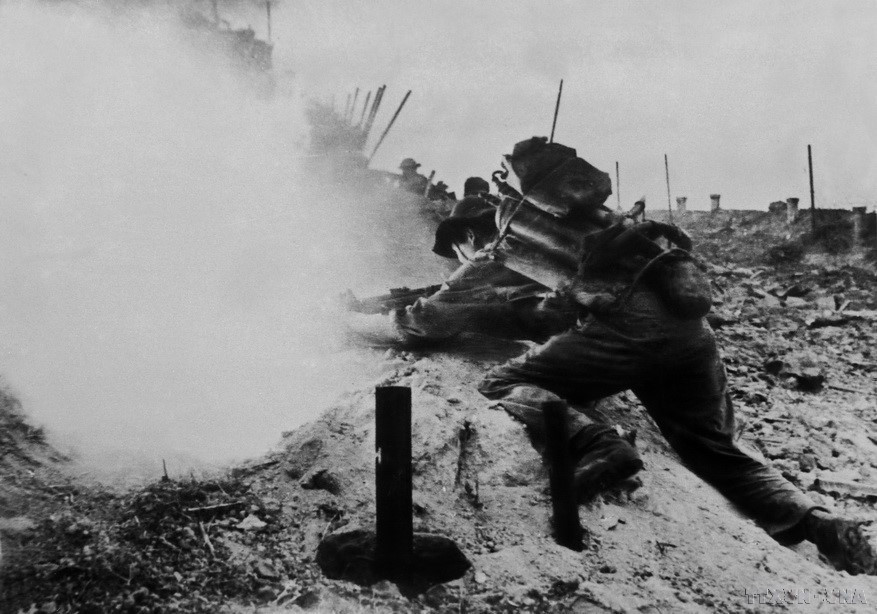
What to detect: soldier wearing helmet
<box><xmin>397</xmin><ymin>158</ymin><xmax>429</xmax><ymax>195</ymax></box>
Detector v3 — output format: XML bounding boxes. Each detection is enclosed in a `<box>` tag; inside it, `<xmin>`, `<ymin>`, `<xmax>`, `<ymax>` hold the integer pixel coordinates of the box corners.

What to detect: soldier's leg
<box><xmin>632</xmin><ymin>331</ymin><xmax>819</xmax><ymax>537</ymax></box>
<box><xmin>479</xmin><ymin>322</ymin><xmax>643</xmax><ymax>495</ymax></box>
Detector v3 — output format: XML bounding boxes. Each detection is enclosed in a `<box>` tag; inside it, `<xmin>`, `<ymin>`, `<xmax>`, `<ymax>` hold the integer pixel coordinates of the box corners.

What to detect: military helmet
<box><xmin>463</xmin><ymin>176</ymin><xmax>490</xmax><ymax>196</ymax></box>
<box><xmin>432</xmin><ymin>196</ymin><xmax>498</xmax><ymax>259</ymax></box>
<box><xmin>399</xmin><ymin>158</ymin><xmax>421</xmax><ymax>170</ymax></box>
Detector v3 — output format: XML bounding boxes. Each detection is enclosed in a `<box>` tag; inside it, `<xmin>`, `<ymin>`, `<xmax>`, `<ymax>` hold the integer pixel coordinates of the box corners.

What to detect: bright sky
<box><xmin>266</xmin><ymin>0</ymin><xmax>875</xmax><ymax>210</ymax></box>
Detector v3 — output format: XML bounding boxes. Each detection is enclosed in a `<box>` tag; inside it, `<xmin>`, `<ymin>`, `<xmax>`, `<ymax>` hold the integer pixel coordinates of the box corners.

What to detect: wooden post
<box><xmin>549</xmin><ymin>79</ymin><xmax>563</xmax><ymax>144</ymax></box>
<box><xmin>808</xmin><ymin>144</ymin><xmax>816</xmax><ymax>233</ymax></box>
<box><xmin>266</xmin><ymin>1</ymin><xmax>272</xmax><ymax>42</ymax></box>
<box><xmin>786</xmin><ymin>197</ymin><xmax>799</xmax><ymax>225</ymax></box>
<box><xmin>375</xmin><ymin>386</ymin><xmax>413</xmax><ymax>579</ymax></box>
<box><xmin>664</xmin><ymin>154</ymin><xmax>673</xmax><ymax>223</ymax></box>
<box><xmin>367</xmin><ymin>90</ymin><xmax>412</xmax><ymax>165</ymax></box>
<box><xmin>348</xmin><ymin>88</ymin><xmax>360</xmax><ymax>124</ymax></box>
<box><xmin>543</xmin><ymin>402</ymin><xmax>585</xmax><ymax>551</ymax></box>
<box><xmin>615</xmin><ymin>161</ymin><xmax>620</xmax><ymax>211</ymax></box>
<box><xmin>851</xmin><ymin>207</ymin><xmax>867</xmax><ymax>246</ymax></box>
<box><xmin>358</xmin><ymin>91</ymin><xmax>372</xmax><ymax>128</ymax></box>
<box><xmin>363</xmin><ymin>85</ymin><xmax>385</xmax><ymax>141</ymax></box>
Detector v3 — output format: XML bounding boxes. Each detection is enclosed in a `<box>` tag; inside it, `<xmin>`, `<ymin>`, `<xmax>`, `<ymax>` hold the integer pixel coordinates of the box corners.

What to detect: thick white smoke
<box><xmin>0</xmin><ymin>1</ymin><xmax>444</xmax><ymax>481</ymax></box>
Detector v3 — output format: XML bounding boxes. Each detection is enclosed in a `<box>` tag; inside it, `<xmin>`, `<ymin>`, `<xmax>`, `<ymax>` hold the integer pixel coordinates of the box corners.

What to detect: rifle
<box><xmin>341</xmin><ymin>284</ymin><xmax>444</xmax><ymax>315</ymax></box>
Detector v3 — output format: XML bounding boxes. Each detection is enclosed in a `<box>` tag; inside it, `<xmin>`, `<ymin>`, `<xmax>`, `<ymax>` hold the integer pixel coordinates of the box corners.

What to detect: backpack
<box><xmin>497</xmin><ymin>137</ymin><xmax>712</xmax><ymax>319</ymax></box>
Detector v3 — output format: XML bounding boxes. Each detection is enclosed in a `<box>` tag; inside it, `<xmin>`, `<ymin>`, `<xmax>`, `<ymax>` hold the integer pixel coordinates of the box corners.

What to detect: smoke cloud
<box><xmin>0</xmin><ymin>1</ymin><xmax>445</xmax><ymax>481</ymax></box>
<box><xmin>278</xmin><ymin>0</ymin><xmax>876</xmax><ymax>210</ymax></box>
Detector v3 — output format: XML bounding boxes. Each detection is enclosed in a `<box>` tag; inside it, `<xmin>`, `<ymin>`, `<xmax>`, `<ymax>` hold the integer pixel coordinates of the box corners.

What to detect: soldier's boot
<box><xmin>804</xmin><ymin>510</ymin><xmax>877</xmax><ymax>575</ymax></box>
<box><xmin>571</xmin><ymin>425</ymin><xmax>643</xmax><ymax>503</ymax></box>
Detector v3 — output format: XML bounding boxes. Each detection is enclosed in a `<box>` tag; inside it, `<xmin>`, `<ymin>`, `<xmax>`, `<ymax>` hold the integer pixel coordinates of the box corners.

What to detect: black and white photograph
<box><xmin>1</xmin><ymin>1</ymin><xmax>875</xmax><ymax>611</ymax></box>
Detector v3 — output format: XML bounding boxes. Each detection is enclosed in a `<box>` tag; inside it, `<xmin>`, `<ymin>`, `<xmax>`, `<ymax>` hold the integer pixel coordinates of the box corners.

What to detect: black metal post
<box><xmin>808</xmin><ymin>144</ymin><xmax>816</xmax><ymax>233</ymax></box>
<box><xmin>375</xmin><ymin>386</ymin><xmax>413</xmax><ymax>578</ymax></box>
<box><xmin>543</xmin><ymin>401</ymin><xmax>585</xmax><ymax>551</ymax></box>
<box><xmin>549</xmin><ymin>79</ymin><xmax>564</xmax><ymax>144</ymax></box>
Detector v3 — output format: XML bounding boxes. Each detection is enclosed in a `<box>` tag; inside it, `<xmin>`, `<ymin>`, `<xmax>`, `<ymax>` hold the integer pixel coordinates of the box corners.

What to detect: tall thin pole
<box><xmin>808</xmin><ymin>144</ymin><xmax>816</xmax><ymax>232</ymax></box>
<box><xmin>615</xmin><ymin>161</ymin><xmax>621</xmax><ymax>211</ymax></box>
<box><xmin>375</xmin><ymin>386</ymin><xmax>413</xmax><ymax>580</ymax></box>
<box><xmin>358</xmin><ymin>91</ymin><xmax>372</xmax><ymax>127</ymax></box>
<box><xmin>549</xmin><ymin>79</ymin><xmax>564</xmax><ymax>143</ymax></box>
<box><xmin>544</xmin><ymin>402</ymin><xmax>585</xmax><ymax>551</ymax></box>
<box><xmin>367</xmin><ymin>90</ymin><xmax>412</xmax><ymax>165</ymax></box>
<box><xmin>343</xmin><ymin>93</ymin><xmax>351</xmax><ymax>120</ymax></box>
<box><xmin>363</xmin><ymin>85</ymin><xmax>385</xmax><ymax>140</ymax></box>
<box><xmin>266</xmin><ymin>1</ymin><xmax>272</xmax><ymax>42</ymax></box>
<box><xmin>348</xmin><ymin>88</ymin><xmax>360</xmax><ymax>124</ymax></box>
<box><xmin>664</xmin><ymin>153</ymin><xmax>673</xmax><ymax>223</ymax></box>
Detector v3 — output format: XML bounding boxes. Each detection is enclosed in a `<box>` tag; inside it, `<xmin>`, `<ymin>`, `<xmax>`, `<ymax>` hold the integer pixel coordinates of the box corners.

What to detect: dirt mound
<box><xmin>3</xmin><ymin>198</ymin><xmax>877</xmax><ymax>612</ymax></box>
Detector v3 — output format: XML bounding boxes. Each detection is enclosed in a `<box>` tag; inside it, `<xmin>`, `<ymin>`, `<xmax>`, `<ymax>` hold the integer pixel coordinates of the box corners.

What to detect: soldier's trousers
<box><xmin>478</xmin><ymin>317</ymin><xmax>820</xmax><ymax>538</ymax></box>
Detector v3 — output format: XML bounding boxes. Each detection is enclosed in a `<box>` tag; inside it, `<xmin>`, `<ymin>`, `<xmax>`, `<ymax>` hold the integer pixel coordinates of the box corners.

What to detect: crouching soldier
<box><xmin>344</xmin><ymin>193</ymin><xmax>578</xmax><ymax>347</ymax></box>
<box><xmin>346</xmin><ymin>137</ymin><xmax>877</xmax><ymax>576</ymax></box>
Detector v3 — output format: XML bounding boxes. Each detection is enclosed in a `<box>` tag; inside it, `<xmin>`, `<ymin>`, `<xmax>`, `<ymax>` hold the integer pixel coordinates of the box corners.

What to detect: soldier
<box><xmin>398</xmin><ymin>158</ymin><xmax>429</xmax><ymax>195</ymax></box>
<box><xmin>346</xmin><ymin>138</ymin><xmax>877</xmax><ymax>576</ymax></box>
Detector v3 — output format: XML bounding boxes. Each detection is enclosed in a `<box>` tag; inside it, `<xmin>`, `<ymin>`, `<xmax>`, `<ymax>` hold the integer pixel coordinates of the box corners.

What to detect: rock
<box><xmin>236</xmin><ymin>514</ymin><xmax>267</xmax><ymax>531</ymax></box>
<box><xmin>761</xmin><ymin>294</ymin><xmax>782</xmax><ymax>308</ymax></box>
<box><xmin>814</xmin><ymin>296</ymin><xmax>836</xmax><ymax>311</ymax></box>
<box><xmin>805</xmin><ymin>313</ymin><xmax>851</xmax><ymax>328</ymax></box>
<box><xmin>785</xmin><ymin>296</ymin><xmax>809</xmax><ymax>308</ymax></box>
<box><xmin>799</xmin><ymin>454</ymin><xmax>818</xmax><ymax>473</ymax></box>
<box><xmin>293</xmin><ymin>589</ymin><xmax>321</xmax><ymax>609</ymax></box>
<box><xmin>474</xmin><ymin>571</ymin><xmax>487</xmax><ymax>584</ymax></box>
<box><xmin>0</xmin><ymin>516</ymin><xmax>36</xmax><ymax>533</ymax></box>
<box><xmin>769</xmin><ymin>352</ymin><xmax>825</xmax><ymax>391</ymax></box>
<box><xmin>601</xmin><ymin>516</ymin><xmax>619</xmax><ymax>530</ymax></box>
<box><xmin>782</xmin><ymin>284</ymin><xmax>811</xmax><ymax>298</ymax></box>
<box><xmin>253</xmin><ymin>559</ymin><xmax>280</xmax><ymax>580</ymax></box>
<box><xmin>793</xmin><ymin>367</ymin><xmax>825</xmax><ymax>391</ymax></box>
<box><xmin>300</xmin><ymin>469</ymin><xmax>342</xmax><ymax>495</ymax></box>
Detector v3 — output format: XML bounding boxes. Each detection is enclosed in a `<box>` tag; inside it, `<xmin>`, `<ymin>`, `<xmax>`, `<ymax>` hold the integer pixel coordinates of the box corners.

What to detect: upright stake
<box><xmin>808</xmin><ymin>144</ymin><xmax>816</xmax><ymax>233</ymax></box>
<box><xmin>543</xmin><ymin>402</ymin><xmax>585</xmax><ymax>551</ymax></box>
<box><xmin>375</xmin><ymin>386</ymin><xmax>413</xmax><ymax>579</ymax></box>
<box><xmin>549</xmin><ymin>79</ymin><xmax>564</xmax><ymax>143</ymax></box>
<box><xmin>367</xmin><ymin>90</ymin><xmax>412</xmax><ymax>165</ymax></box>
<box><xmin>363</xmin><ymin>85</ymin><xmax>385</xmax><ymax>141</ymax></box>
<box><xmin>358</xmin><ymin>91</ymin><xmax>372</xmax><ymax>128</ymax></box>
<box><xmin>266</xmin><ymin>1</ymin><xmax>272</xmax><ymax>42</ymax></box>
<box><xmin>343</xmin><ymin>93</ymin><xmax>352</xmax><ymax>121</ymax></box>
<box><xmin>349</xmin><ymin>88</ymin><xmax>360</xmax><ymax>124</ymax></box>
<box><xmin>615</xmin><ymin>161</ymin><xmax>620</xmax><ymax>211</ymax></box>
<box><xmin>664</xmin><ymin>153</ymin><xmax>673</xmax><ymax>224</ymax></box>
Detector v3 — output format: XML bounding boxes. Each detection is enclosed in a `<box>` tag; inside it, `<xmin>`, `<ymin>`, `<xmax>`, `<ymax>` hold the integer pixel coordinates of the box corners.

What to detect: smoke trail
<box><xmin>0</xmin><ymin>1</ymin><xmax>444</xmax><ymax>481</ymax></box>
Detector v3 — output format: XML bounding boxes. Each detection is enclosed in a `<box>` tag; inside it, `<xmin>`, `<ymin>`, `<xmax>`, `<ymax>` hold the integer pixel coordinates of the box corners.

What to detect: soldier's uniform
<box><xmin>398</xmin><ymin>158</ymin><xmax>429</xmax><ymax>196</ymax></box>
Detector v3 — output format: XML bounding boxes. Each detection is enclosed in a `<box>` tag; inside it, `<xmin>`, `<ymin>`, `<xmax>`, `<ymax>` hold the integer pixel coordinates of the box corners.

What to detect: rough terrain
<box><xmin>2</xmin><ymin>198</ymin><xmax>877</xmax><ymax>613</ymax></box>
